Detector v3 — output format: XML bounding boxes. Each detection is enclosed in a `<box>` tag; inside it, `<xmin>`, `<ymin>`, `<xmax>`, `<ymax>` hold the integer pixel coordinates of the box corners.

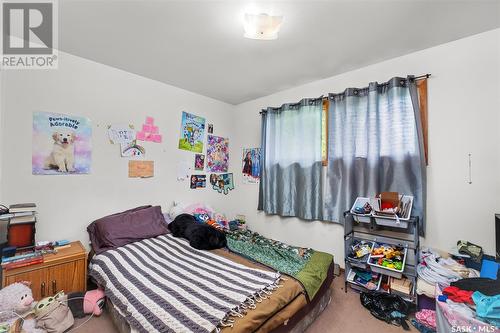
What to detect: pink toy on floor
<box><xmin>83</xmin><ymin>289</ymin><xmax>106</xmax><ymax>316</ymax></box>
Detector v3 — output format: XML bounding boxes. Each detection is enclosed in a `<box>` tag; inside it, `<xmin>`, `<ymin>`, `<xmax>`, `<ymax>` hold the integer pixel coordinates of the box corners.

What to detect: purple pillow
<box><xmin>88</xmin><ymin>205</ymin><xmax>168</xmax><ymax>254</ymax></box>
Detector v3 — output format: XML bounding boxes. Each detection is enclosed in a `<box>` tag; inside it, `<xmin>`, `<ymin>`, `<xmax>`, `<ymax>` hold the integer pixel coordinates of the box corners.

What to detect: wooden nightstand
<box><xmin>1</xmin><ymin>241</ymin><xmax>87</xmax><ymax>300</ymax></box>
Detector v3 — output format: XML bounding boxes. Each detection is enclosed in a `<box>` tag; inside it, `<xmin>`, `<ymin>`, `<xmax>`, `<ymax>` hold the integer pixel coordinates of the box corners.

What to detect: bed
<box><xmin>87</xmin><ymin>206</ymin><xmax>334</xmax><ymax>333</ymax></box>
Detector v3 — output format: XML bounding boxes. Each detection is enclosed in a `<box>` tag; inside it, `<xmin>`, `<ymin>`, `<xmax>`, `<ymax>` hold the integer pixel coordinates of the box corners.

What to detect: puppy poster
<box><xmin>32</xmin><ymin>112</ymin><xmax>92</xmax><ymax>175</ymax></box>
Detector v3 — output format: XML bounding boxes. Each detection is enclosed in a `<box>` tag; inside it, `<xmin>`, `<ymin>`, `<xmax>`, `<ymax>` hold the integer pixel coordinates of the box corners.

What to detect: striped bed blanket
<box><xmin>89</xmin><ymin>234</ymin><xmax>281</xmax><ymax>333</ymax></box>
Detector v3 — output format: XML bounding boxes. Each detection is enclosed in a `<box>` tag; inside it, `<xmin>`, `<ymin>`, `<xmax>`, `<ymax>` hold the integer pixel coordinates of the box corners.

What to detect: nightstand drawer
<box><xmin>2</xmin><ymin>241</ymin><xmax>87</xmax><ymax>300</ymax></box>
<box><xmin>46</xmin><ymin>259</ymin><xmax>86</xmax><ymax>296</ymax></box>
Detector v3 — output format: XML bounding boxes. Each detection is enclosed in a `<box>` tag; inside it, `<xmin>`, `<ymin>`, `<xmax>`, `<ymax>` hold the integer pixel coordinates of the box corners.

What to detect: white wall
<box><xmin>1</xmin><ymin>29</ymin><xmax>499</xmax><ymax>261</ymax></box>
<box><xmin>0</xmin><ymin>51</ymin><xmax>235</xmax><ymax>247</ymax></box>
<box><xmin>228</xmin><ymin>29</ymin><xmax>500</xmax><ymax>263</ymax></box>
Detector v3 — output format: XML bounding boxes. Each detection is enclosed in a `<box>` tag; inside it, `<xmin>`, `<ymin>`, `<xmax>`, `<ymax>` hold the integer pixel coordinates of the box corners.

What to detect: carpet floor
<box><xmin>74</xmin><ymin>273</ymin><xmax>418</xmax><ymax>332</ymax></box>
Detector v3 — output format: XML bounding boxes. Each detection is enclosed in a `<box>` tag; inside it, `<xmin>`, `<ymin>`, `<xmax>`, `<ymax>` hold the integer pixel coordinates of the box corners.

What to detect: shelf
<box><xmin>344</xmin><ymin>211</ymin><xmax>420</xmax><ymax>305</ymax></box>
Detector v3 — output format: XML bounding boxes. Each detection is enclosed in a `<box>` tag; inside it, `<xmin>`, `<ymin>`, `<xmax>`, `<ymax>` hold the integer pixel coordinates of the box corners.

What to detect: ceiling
<box><xmin>58</xmin><ymin>0</ymin><xmax>500</xmax><ymax>104</ymax></box>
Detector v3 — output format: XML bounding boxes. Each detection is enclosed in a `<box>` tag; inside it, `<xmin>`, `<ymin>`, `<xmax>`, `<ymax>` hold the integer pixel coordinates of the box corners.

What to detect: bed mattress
<box><xmin>93</xmin><ymin>237</ymin><xmax>334</xmax><ymax>333</ymax></box>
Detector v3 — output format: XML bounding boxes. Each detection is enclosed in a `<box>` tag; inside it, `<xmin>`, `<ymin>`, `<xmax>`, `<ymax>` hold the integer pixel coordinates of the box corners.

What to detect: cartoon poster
<box><xmin>206</xmin><ymin>135</ymin><xmax>229</xmax><ymax>172</ymax></box>
<box><xmin>32</xmin><ymin>112</ymin><xmax>92</xmax><ymax>175</ymax></box>
<box><xmin>190</xmin><ymin>175</ymin><xmax>206</xmax><ymax>189</ymax></box>
<box><xmin>209</xmin><ymin>173</ymin><xmax>234</xmax><ymax>195</ymax></box>
<box><xmin>242</xmin><ymin>148</ymin><xmax>261</xmax><ymax>184</ymax></box>
<box><xmin>194</xmin><ymin>154</ymin><xmax>205</xmax><ymax>171</ymax></box>
<box><xmin>178</xmin><ymin>111</ymin><xmax>205</xmax><ymax>153</ymax></box>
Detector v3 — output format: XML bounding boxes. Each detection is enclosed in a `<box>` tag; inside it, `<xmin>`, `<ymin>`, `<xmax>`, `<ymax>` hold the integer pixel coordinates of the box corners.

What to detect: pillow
<box><xmin>87</xmin><ymin>205</ymin><xmax>168</xmax><ymax>254</ymax></box>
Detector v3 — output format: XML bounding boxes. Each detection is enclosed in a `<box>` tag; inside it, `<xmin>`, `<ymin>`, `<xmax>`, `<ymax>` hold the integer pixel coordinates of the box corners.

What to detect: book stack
<box><xmin>0</xmin><ymin>203</ymin><xmax>37</xmax><ymax>249</ymax></box>
<box><xmin>1</xmin><ymin>251</ymin><xmax>43</xmax><ymax>270</ymax></box>
<box><xmin>0</xmin><ymin>203</ymin><xmax>37</xmax><ymax>224</ymax></box>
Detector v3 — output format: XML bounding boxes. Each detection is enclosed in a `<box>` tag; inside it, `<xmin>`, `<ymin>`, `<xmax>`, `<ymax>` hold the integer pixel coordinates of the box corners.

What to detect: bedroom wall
<box><xmin>0</xmin><ymin>51</ymin><xmax>235</xmax><ymax>248</ymax></box>
<box><xmin>228</xmin><ymin>28</ymin><xmax>500</xmax><ymax>264</ymax></box>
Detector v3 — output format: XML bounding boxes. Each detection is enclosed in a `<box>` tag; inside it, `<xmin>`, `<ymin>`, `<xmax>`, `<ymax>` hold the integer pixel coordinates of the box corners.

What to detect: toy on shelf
<box><xmin>368</xmin><ymin>243</ymin><xmax>407</xmax><ymax>278</ymax></box>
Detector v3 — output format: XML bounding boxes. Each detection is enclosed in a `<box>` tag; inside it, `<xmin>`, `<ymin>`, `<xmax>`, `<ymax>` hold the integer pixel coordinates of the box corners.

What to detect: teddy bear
<box><xmin>0</xmin><ymin>281</ymin><xmax>44</xmax><ymax>333</ymax></box>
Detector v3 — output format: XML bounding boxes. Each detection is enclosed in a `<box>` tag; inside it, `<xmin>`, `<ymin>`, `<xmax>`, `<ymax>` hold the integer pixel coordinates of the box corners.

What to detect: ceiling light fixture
<box><xmin>243</xmin><ymin>13</ymin><xmax>283</xmax><ymax>40</ymax></box>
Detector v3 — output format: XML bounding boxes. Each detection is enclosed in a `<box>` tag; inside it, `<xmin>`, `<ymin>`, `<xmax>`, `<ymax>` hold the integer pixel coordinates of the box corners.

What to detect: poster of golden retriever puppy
<box><xmin>32</xmin><ymin>112</ymin><xmax>92</xmax><ymax>175</ymax></box>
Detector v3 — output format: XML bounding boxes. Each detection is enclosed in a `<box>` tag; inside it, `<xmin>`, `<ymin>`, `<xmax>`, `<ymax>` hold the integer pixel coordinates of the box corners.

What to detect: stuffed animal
<box><xmin>168</xmin><ymin>201</ymin><xmax>215</xmax><ymax>220</ymax></box>
<box><xmin>34</xmin><ymin>291</ymin><xmax>73</xmax><ymax>333</ymax></box>
<box><xmin>0</xmin><ymin>281</ymin><xmax>43</xmax><ymax>333</ymax></box>
<box><xmin>168</xmin><ymin>214</ymin><xmax>227</xmax><ymax>250</ymax></box>
<box><xmin>64</xmin><ymin>289</ymin><xmax>105</xmax><ymax>318</ymax></box>
<box><xmin>83</xmin><ymin>289</ymin><xmax>105</xmax><ymax>316</ymax></box>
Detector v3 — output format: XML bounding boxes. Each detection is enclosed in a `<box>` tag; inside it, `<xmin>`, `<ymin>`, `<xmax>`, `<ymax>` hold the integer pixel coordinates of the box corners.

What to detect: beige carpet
<box><xmin>74</xmin><ymin>273</ymin><xmax>418</xmax><ymax>332</ymax></box>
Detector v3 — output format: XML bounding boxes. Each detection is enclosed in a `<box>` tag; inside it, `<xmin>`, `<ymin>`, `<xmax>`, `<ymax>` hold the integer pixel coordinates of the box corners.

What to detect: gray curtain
<box><xmin>258</xmin><ymin>97</ymin><xmax>324</xmax><ymax>221</ymax></box>
<box><xmin>324</xmin><ymin>76</ymin><xmax>426</xmax><ymax>233</ymax></box>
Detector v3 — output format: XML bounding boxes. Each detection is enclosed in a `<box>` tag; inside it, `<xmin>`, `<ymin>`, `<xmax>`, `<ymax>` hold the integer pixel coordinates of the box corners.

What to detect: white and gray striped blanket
<box><xmin>89</xmin><ymin>234</ymin><xmax>281</xmax><ymax>333</ymax></box>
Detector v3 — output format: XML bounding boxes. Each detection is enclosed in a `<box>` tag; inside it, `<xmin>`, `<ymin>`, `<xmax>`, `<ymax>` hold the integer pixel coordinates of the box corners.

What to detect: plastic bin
<box><xmin>350</xmin><ymin>197</ymin><xmax>374</xmax><ymax>223</ymax></box>
<box><xmin>346</xmin><ymin>268</ymin><xmax>382</xmax><ymax>291</ymax></box>
<box><xmin>372</xmin><ymin>195</ymin><xmax>413</xmax><ymax>229</ymax></box>
<box><xmin>346</xmin><ymin>240</ymin><xmax>374</xmax><ymax>269</ymax></box>
<box><xmin>367</xmin><ymin>243</ymin><xmax>407</xmax><ymax>279</ymax></box>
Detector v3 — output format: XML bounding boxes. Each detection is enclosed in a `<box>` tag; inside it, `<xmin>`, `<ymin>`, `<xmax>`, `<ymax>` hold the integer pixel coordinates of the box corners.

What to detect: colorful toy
<box><xmin>370</xmin><ymin>244</ymin><xmax>405</xmax><ymax>271</ymax></box>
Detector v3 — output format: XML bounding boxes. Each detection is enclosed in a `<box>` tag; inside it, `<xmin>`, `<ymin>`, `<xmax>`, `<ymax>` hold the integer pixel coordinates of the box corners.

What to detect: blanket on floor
<box><xmin>226</xmin><ymin>229</ymin><xmax>333</xmax><ymax>300</ymax></box>
<box><xmin>89</xmin><ymin>234</ymin><xmax>281</xmax><ymax>333</ymax></box>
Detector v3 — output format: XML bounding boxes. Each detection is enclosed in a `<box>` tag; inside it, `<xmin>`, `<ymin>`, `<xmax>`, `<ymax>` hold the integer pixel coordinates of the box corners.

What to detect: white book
<box><xmin>10</xmin><ymin>215</ymin><xmax>36</xmax><ymax>224</ymax></box>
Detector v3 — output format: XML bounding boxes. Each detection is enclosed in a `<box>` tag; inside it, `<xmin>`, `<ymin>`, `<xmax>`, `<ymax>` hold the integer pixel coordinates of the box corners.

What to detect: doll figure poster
<box><xmin>32</xmin><ymin>112</ymin><xmax>92</xmax><ymax>175</ymax></box>
<box><xmin>178</xmin><ymin>111</ymin><xmax>205</xmax><ymax>153</ymax></box>
<box><xmin>206</xmin><ymin>135</ymin><xmax>229</xmax><ymax>172</ymax></box>
<box><xmin>194</xmin><ymin>154</ymin><xmax>205</xmax><ymax>171</ymax></box>
<box><xmin>210</xmin><ymin>173</ymin><xmax>234</xmax><ymax>195</ymax></box>
<box><xmin>190</xmin><ymin>175</ymin><xmax>206</xmax><ymax>189</ymax></box>
<box><xmin>242</xmin><ymin>148</ymin><xmax>261</xmax><ymax>184</ymax></box>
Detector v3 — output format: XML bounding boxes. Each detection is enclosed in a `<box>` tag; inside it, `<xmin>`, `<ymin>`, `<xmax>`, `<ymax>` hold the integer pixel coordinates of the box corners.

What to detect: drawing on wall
<box><xmin>128</xmin><ymin>160</ymin><xmax>154</xmax><ymax>178</ymax></box>
<box><xmin>194</xmin><ymin>154</ymin><xmax>205</xmax><ymax>171</ymax></box>
<box><xmin>242</xmin><ymin>148</ymin><xmax>261</xmax><ymax>184</ymax></box>
<box><xmin>190</xmin><ymin>175</ymin><xmax>206</xmax><ymax>189</ymax></box>
<box><xmin>32</xmin><ymin>112</ymin><xmax>92</xmax><ymax>175</ymax></box>
<box><xmin>206</xmin><ymin>135</ymin><xmax>229</xmax><ymax>172</ymax></box>
<box><xmin>107</xmin><ymin>124</ymin><xmax>135</xmax><ymax>144</ymax></box>
<box><xmin>178</xmin><ymin>111</ymin><xmax>205</xmax><ymax>153</ymax></box>
<box><xmin>136</xmin><ymin>116</ymin><xmax>162</xmax><ymax>143</ymax></box>
<box><xmin>208</xmin><ymin>124</ymin><xmax>213</xmax><ymax>134</ymax></box>
<box><xmin>209</xmin><ymin>173</ymin><xmax>234</xmax><ymax>195</ymax></box>
<box><xmin>121</xmin><ymin>140</ymin><xmax>145</xmax><ymax>157</ymax></box>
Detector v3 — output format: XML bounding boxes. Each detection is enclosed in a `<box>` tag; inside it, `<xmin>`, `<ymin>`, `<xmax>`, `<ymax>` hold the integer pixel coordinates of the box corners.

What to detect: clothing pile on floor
<box><xmin>414</xmin><ymin>242</ymin><xmax>500</xmax><ymax>332</ymax></box>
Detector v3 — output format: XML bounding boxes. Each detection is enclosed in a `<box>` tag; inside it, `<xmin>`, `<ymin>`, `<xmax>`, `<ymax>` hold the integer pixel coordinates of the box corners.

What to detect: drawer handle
<box><xmin>41</xmin><ymin>282</ymin><xmax>46</xmax><ymax>298</ymax></box>
<box><xmin>52</xmin><ymin>280</ymin><xmax>57</xmax><ymax>294</ymax></box>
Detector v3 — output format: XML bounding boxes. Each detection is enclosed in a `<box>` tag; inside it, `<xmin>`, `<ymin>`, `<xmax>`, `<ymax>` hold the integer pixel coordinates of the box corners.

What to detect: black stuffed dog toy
<box><xmin>168</xmin><ymin>214</ymin><xmax>227</xmax><ymax>250</ymax></box>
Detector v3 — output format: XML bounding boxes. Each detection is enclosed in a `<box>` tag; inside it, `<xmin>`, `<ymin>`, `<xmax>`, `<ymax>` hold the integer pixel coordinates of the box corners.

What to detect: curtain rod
<box><xmin>260</xmin><ymin>74</ymin><xmax>431</xmax><ymax>114</ymax></box>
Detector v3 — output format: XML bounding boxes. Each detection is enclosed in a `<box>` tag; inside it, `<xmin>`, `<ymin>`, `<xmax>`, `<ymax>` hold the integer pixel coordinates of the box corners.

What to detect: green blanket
<box><xmin>226</xmin><ymin>229</ymin><xmax>333</xmax><ymax>300</ymax></box>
